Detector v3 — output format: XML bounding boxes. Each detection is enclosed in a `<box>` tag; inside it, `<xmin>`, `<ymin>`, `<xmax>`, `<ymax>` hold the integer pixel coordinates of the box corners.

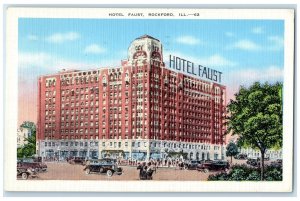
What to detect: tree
<box><xmin>20</xmin><ymin>121</ymin><xmax>36</xmax><ymax>133</ymax></box>
<box><xmin>226</xmin><ymin>142</ymin><xmax>239</xmax><ymax>163</ymax></box>
<box><xmin>17</xmin><ymin>121</ymin><xmax>37</xmax><ymax>158</ymax></box>
<box><xmin>227</xmin><ymin>82</ymin><xmax>282</xmax><ymax>180</ymax></box>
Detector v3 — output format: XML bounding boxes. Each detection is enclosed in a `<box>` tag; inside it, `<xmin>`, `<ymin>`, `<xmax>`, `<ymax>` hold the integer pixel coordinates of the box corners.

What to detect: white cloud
<box><xmin>19</xmin><ymin>52</ymin><xmax>91</xmax><ymax>71</ymax></box>
<box><xmin>268</xmin><ymin>36</ymin><xmax>284</xmax><ymax>51</ymax></box>
<box><xmin>18</xmin><ymin>52</ymin><xmax>120</xmax><ymax>73</ymax></box>
<box><xmin>252</xmin><ymin>27</ymin><xmax>264</xmax><ymax>34</ymax></box>
<box><xmin>84</xmin><ymin>44</ymin><xmax>106</xmax><ymax>54</ymax></box>
<box><xmin>46</xmin><ymin>32</ymin><xmax>80</xmax><ymax>43</ymax></box>
<box><xmin>225</xmin><ymin>32</ymin><xmax>234</xmax><ymax>37</ymax></box>
<box><xmin>28</xmin><ymin>34</ymin><xmax>38</xmax><ymax>41</ymax></box>
<box><xmin>228</xmin><ymin>65</ymin><xmax>283</xmax><ymax>87</ymax></box>
<box><xmin>224</xmin><ymin>65</ymin><xmax>283</xmax><ymax>102</ymax></box>
<box><xmin>229</xmin><ymin>39</ymin><xmax>262</xmax><ymax>51</ymax></box>
<box><xmin>19</xmin><ymin>52</ymin><xmax>52</xmax><ymax>68</ymax></box>
<box><xmin>176</xmin><ymin>36</ymin><xmax>201</xmax><ymax>45</ymax></box>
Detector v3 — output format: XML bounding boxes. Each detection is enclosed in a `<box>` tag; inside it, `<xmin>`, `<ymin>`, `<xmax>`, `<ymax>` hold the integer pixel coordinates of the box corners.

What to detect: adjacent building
<box><xmin>239</xmin><ymin>147</ymin><xmax>282</xmax><ymax>160</ymax></box>
<box><xmin>17</xmin><ymin>126</ymin><xmax>32</xmax><ymax>148</ymax></box>
<box><xmin>37</xmin><ymin>35</ymin><xmax>227</xmax><ymax>161</ymax></box>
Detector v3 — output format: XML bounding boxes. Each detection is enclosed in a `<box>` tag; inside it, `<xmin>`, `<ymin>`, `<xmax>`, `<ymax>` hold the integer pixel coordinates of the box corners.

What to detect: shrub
<box><xmin>208</xmin><ymin>173</ymin><xmax>228</xmax><ymax>181</ymax></box>
<box><xmin>246</xmin><ymin>171</ymin><xmax>260</xmax><ymax>181</ymax></box>
<box><xmin>228</xmin><ymin>167</ymin><xmax>247</xmax><ymax>181</ymax></box>
<box><xmin>207</xmin><ymin>164</ymin><xmax>282</xmax><ymax>181</ymax></box>
<box><xmin>265</xmin><ymin>166</ymin><xmax>282</xmax><ymax>181</ymax></box>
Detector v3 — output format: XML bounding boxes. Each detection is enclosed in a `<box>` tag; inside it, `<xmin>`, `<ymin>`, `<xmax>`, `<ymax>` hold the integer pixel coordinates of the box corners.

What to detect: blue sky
<box><xmin>18</xmin><ymin>18</ymin><xmax>284</xmax><ymax>123</ymax></box>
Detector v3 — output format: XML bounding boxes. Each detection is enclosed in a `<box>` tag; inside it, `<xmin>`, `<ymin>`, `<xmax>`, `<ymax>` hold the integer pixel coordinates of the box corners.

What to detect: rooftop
<box><xmin>136</xmin><ymin>34</ymin><xmax>160</xmax><ymax>42</ymax></box>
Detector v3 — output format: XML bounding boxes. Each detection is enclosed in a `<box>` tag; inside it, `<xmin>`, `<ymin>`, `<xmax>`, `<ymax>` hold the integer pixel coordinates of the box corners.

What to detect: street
<box><xmin>23</xmin><ymin>158</ymin><xmax>273</xmax><ymax>181</ymax></box>
<box><xmin>35</xmin><ymin>162</ymin><xmax>212</xmax><ymax>180</ymax></box>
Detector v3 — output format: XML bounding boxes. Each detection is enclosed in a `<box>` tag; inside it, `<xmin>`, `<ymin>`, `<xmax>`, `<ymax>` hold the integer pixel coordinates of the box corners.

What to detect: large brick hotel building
<box><xmin>37</xmin><ymin>35</ymin><xmax>226</xmax><ymax>161</ymax></box>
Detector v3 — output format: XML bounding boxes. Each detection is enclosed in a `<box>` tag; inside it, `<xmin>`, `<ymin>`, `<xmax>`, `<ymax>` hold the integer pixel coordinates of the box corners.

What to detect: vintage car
<box><xmin>17</xmin><ymin>165</ymin><xmax>38</xmax><ymax>180</ymax></box>
<box><xmin>234</xmin><ymin>154</ymin><xmax>248</xmax><ymax>160</ymax></box>
<box><xmin>196</xmin><ymin>160</ymin><xmax>230</xmax><ymax>173</ymax></box>
<box><xmin>270</xmin><ymin>159</ymin><xmax>283</xmax><ymax>168</ymax></box>
<box><xmin>183</xmin><ymin>160</ymin><xmax>203</xmax><ymax>170</ymax></box>
<box><xmin>83</xmin><ymin>158</ymin><xmax>123</xmax><ymax>177</ymax></box>
<box><xmin>17</xmin><ymin>158</ymin><xmax>47</xmax><ymax>172</ymax></box>
<box><xmin>246</xmin><ymin>158</ymin><xmax>260</xmax><ymax>167</ymax></box>
<box><xmin>68</xmin><ymin>157</ymin><xmax>87</xmax><ymax>165</ymax></box>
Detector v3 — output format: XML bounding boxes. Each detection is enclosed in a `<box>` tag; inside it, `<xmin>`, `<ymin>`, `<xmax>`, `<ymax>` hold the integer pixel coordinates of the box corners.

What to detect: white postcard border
<box><xmin>4</xmin><ymin>7</ymin><xmax>294</xmax><ymax>192</ymax></box>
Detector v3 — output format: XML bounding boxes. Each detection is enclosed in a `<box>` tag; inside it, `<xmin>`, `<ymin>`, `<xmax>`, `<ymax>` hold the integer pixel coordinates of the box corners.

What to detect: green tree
<box><xmin>226</xmin><ymin>142</ymin><xmax>239</xmax><ymax>163</ymax></box>
<box><xmin>227</xmin><ymin>82</ymin><xmax>282</xmax><ymax>180</ymax></box>
<box><xmin>18</xmin><ymin>121</ymin><xmax>37</xmax><ymax>158</ymax></box>
<box><xmin>20</xmin><ymin>121</ymin><xmax>36</xmax><ymax>133</ymax></box>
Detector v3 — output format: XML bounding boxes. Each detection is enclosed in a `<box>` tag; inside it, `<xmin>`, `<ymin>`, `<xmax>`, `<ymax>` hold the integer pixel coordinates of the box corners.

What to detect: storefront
<box><xmin>131</xmin><ymin>151</ymin><xmax>147</xmax><ymax>161</ymax></box>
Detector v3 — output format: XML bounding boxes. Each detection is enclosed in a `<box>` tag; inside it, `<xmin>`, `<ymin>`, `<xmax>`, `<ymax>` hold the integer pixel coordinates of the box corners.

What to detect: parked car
<box><xmin>68</xmin><ymin>157</ymin><xmax>86</xmax><ymax>165</ymax></box>
<box><xmin>196</xmin><ymin>160</ymin><xmax>230</xmax><ymax>173</ymax></box>
<box><xmin>246</xmin><ymin>158</ymin><xmax>260</xmax><ymax>167</ymax></box>
<box><xmin>270</xmin><ymin>159</ymin><xmax>282</xmax><ymax>168</ymax></box>
<box><xmin>17</xmin><ymin>165</ymin><xmax>38</xmax><ymax>180</ymax></box>
<box><xmin>184</xmin><ymin>160</ymin><xmax>202</xmax><ymax>170</ymax></box>
<box><xmin>257</xmin><ymin>156</ymin><xmax>270</xmax><ymax>161</ymax></box>
<box><xmin>83</xmin><ymin>158</ymin><xmax>123</xmax><ymax>177</ymax></box>
<box><xmin>17</xmin><ymin>158</ymin><xmax>47</xmax><ymax>172</ymax></box>
<box><xmin>234</xmin><ymin>154</ymin><xmax>248</xmax><ymax>160</ymax></box>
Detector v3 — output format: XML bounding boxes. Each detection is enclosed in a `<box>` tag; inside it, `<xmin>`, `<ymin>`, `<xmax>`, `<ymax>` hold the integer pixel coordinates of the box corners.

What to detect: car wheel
<box><xmin>99</xmin><ymin>167</ymin><xmax>104</xmax><ymax>173</ymax></box>
<box><xmin>204</xmin><ymin>169</ymin><xmax>209</xmax><ymax>173</ymax></box>
<box><xmin>21</xmin><ymin>172</ymin><xmax>28</xmax><ymax>180</ymax></box>
<box><xmin>85</xmin><ymin>168</ymin><xmax>90</xmax><ymax>175</ymax></box>
<box><xmin>107</xmin><ymin>170</ymin><xmax>113</xmax><ymax>177</ymax></box>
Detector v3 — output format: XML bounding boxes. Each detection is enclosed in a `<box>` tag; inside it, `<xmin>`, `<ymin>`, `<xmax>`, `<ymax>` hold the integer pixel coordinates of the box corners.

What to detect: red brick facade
<box><xmin>37</xmin><ymin>35</ymin><xmax>226</xmax><ymax>149</ymax></box>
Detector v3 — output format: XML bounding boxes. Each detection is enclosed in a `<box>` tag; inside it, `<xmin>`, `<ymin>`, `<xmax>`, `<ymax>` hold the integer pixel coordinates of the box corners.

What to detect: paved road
<box><xmin>26</xmin><ymin>158</ymin><xmax>271</xmax><ymax>180</ymax></box>
<box><xmin>36</xmin><ymin>162</ymin><xmax>213</xmax><ymax>181</ymax></box>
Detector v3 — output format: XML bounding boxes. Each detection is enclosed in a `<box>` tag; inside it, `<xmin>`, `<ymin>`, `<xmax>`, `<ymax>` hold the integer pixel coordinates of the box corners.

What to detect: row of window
<box><xmin>61</xmin><ymin>94</ymin><xmax>99</xmax><ymax>102</ymax></box>
<box><xmin>60</xmin><ymin>135</ymin><xmax>98</xmax><ymax>140</ymax></box>
<box><xmin>45</xmin><ymin>78</ymin><xmax>56</xmax><ymax>87</ymax></box>
<box><xmin>61</xmin><ymin>128</ymin><xmax>99</xmax><ymax>134</ymax></box>
<box><xmin>61</xmin><ymin>76</ymin><xmax>99</xmax><ymax>86</ymax></box>
<box><xmin>61</xmin><ymin>101</ymin><xmax>99</xmax><ymax>108</ymax></box>
<box><xmin>61</xmin><ymin>87</ymin><xmax>99</xmax><ymax>96</ymax></box>
<box><xmin>61</xmin><ymin>108</ymin><xmax>99</xmax><ymax>115</ymax></box>
<box><xmin>61</xmin><ymin>114</ymin><xmax>99</xmax><ymax>121</ymax></box>
<box><xmin>61</xmin><ymin>121</ymin><xmax>99</xmax><ymax>127</ymax></box>
<box><xmin>45</xmin><ymin>91</ymin><xmax>56</xmax><ymax>97</ymax></box>
<box><xmin>45</xmin><ymin>104</ymin><xmax>55</xmax><ymax>110</ymax></box>
<box><xmin>44</xmin><ymin>141</ymin><xmax>99</xmax><ymax>147</ymax></box>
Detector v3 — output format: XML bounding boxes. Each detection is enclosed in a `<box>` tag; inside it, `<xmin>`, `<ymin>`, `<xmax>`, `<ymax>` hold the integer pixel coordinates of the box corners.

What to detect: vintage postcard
<box><xmin>4</xmin><ymin>7</ymin><xmax>294</xmax><ymax>192</ymax></box>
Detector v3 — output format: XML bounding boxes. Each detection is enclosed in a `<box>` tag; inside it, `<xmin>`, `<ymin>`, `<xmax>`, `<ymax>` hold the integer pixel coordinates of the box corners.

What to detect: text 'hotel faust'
<box><xmin>37</xmin><ymin>35</ymin><xmax>227</xmax><ymax>161</ymax></box>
